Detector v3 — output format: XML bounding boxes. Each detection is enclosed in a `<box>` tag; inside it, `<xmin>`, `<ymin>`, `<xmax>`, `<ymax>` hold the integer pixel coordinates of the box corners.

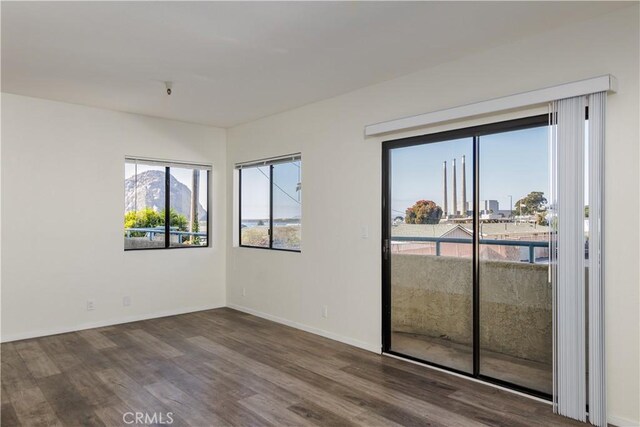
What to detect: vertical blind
<box><xmin>550</xmin><ymin>93</ymin><xmax>606</xmax><ymax>426</ymax></box>
<box><xmin>551</xmin><ymin>96</ymin><xmax>587</xmax><ymax>422</ymax></box>
<box><xmin>587</xmin><ymin>92</ymin><xmax>606</xmax><ymax>427</ymax></box>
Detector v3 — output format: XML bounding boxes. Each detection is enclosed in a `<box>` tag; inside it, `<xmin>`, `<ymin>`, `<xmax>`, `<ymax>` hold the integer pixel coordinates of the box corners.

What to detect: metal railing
<box><xmin>125</xmin><ymin>227</ymin><xmax>207</xmax><ymax>244</ymax></box>
<box><xmin>391</xmin><ymin>236</ymin><xmax>548</xmax><ymax>263</ymax></box>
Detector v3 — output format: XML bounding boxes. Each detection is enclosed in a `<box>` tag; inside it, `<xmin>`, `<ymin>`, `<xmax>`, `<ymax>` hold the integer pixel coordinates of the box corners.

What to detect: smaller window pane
<box><xmin>169</xmin><ymin>167</ymin><xmax>208</xmax><ymax>247</ymax></box>
<box><xmin>240</xmin><ymin>166</ymin><xmax>270</xmax><ymax>247</ymax></box>
<box><xmin>124</xmin><ymin>162</ymin><xmax>166</xmax><ymax>249</ymax></box>
<box><xmin>272</xmin><ymin>161</ymin><xmax>301</xmax><ymax>251</ymax></box>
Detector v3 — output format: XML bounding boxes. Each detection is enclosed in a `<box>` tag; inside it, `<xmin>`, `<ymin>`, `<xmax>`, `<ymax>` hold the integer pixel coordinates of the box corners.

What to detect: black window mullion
<box><xmin>472</xmin><ymin>135</ymin><xmax>480</xmax><ymax>377</ymax></box>
<box><xmin>382</xmin><ymin>146</ymin><xmax>391</xmax><ymax>352</ymax></box>
<box><xmin>269</xmin><ymin>165</ymin><xmax>274</xmax><ymax>249</ymax></box>
<box><xmin>238</xmin><ymin>169</ymin><xmax>243</xmax><ymax>246</ymax></box>
<box><xmin>165</xmin><ymin>166</ymin><xmax>170</xmax><ymax>248</ymax></box>
<box><xmin>206</xmin><ymin>170</ymin><xmax>211</xmax><ymax>248</ymax></box>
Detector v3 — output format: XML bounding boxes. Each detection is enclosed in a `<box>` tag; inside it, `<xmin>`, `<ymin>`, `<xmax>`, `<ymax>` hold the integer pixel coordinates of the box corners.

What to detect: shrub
<box><xmin>124</xmin><ymin>208</ymin><xmax>189</xmax><ymax>237</ymax></box>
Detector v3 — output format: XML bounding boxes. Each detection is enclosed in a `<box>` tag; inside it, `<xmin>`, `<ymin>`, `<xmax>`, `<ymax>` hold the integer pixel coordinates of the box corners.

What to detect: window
<box><xmin>238</xmin><ymin>154</ymin><xmax>301</xmax><ymax>251</ymax></box>
<box><xmin>124</xmin><ymin>157</ymin><xmax>210</xmax><ymax>250</ymax></box>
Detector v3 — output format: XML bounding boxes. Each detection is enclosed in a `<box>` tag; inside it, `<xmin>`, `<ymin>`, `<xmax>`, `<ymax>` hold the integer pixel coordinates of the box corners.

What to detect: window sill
<box><xmin>238</xmin><ymin>244</ymin><xmax>301</xmax><ymax>253</ymax></box>
<box><xmin>124</xmin><ymin>245</ymin><xmax>210</xmax><ymax>252</ymax></box>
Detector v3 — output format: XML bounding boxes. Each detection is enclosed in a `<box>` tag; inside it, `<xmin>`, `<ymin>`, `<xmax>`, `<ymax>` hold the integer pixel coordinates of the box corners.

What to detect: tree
<box><xmin>405</xmin><ymin>200</ymin><xmax>443</xmax><ymax>224</ymax></box>
<box><xmin>125</xmin><ymin>208</ymin><xmax>164</xmax><ymax>235</ymax></box>
<box><xmin>168</xmin><ymin>209</ymin><xmax>188</xmax><ymax>231</ymax></box>
<box><xmin>124</xmin><ymin>208</ymin><xmax>189</xmax><ymax>237</ymax></box>
<box><xmin>535</xmin><ymin>211</ymin><xmax>548</xmax><ymax>226</ymax></box>
<box><xmin>514</xmin><ymin>191</ymin><xmax>547</xmax><ymax>216</ymax></box>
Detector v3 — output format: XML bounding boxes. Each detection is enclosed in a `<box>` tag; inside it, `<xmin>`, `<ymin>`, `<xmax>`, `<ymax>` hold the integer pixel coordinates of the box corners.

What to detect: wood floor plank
<box><xmin>6</xmin><ymin>386</ymin><xmax>62</xmax><ymax>427</ymax></box>
<box><xmin>38</xmin><ymin>335</ymin><xmax>84</xmax><ymax>373</ymax></box>
<box><xmin>147</xmin><ymin>355</ymin><xmax>256</xmax><ymax>404</ymax></box>
<box><xmin>189</xmin><ymin>350</ymin><xmax>304</xmax><ymax>404</ymax></box>
<box><xmin>66</xmin><ymin>370</ymin><xmax>122</xmax><ymax>409</ymax></box>
<box><xmin>99</xmin><ymin>344</ymin><xmax>166</xmax><ymax>386</ymax></box>
<box><xmin>237</xmin><ymin>393</ymin><xmax>313</xmax><ymax>427</ymax></box>
<box><xmin>1</xmin><ymin>385</ymin><xmax>10</xmax><ymax>406</ymax></box>
<box><xmin>1</xmin><ymin>344</ymin><xmax>37</xmax><ymax>392</ymax></box>
<box><xmin>287</xmin><ymin>400</ymin><xmax>359</xmax><ymax>427</ymax></box>
<box><xmin>12</xmin><ymin>341</ymin><xmax>61</xmax><ymax>379</ymax></box>
<box><xmin>93</xmin><ymin>402</ymin><xmax>135</xmax><ymax>427</ymax></box>
<box><xmin>48</xmin><ymin>333</ymin><xmax>113</xmax><ymax>372</ymax></box>
<box><xmin>125</xmin><ymin>329</ymin><xmax>184</xmax><ymax>358</ymax></box>
<box><xmin>2</xmin><ymin>308</ymin><xmax>590</xmax><ymax>427</ymax></box>
<box><xmin>1</xmin><ymin>402</ymin><xmax>21</xmax><ymax>427</ymax></box>
<box><xmin>206</xmin><ymin>397</ymin><xmax>275</xmax><ymax>427</ymax></box>
<box><xmin>94</xmin><ymin>368</ymin><xmax>186</xmax><ymax>425</ymax></box>
<box><xmin>144</xmin><ymin>380</ymin><xmax>228</xmax><ymax>426</ymax></box>
<box><xmin>77</xmin><ymin>329</ymin><xmax>117</xmax><ymax>350</ymax></box>
<box><xmin>36</xmin><ymin>374</ymin><xmax>105</xmax><ymax>426</ymax></box>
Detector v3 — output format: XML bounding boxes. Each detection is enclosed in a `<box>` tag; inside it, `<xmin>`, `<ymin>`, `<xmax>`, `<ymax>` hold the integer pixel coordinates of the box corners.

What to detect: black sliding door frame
<box><xmin>381</xmin><ymin>114</ymin><xmax>550</xmax><ymax>400</ymax></box>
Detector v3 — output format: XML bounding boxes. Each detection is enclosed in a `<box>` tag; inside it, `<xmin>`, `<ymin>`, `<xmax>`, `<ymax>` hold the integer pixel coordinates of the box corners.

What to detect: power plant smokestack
<box><xmin>452</xmin><ymin>158</ymin><xmax>457</xmax><ymax>216</ymax></box>
<box><xmin>443</xmin><ymin>161</ymin><xmax>448</xmax><ymax>216</ymax></box>
<box><xmin>461</xmin><ymin>155</ymin><xmax>467</xmax><ymax>217</ymax></box>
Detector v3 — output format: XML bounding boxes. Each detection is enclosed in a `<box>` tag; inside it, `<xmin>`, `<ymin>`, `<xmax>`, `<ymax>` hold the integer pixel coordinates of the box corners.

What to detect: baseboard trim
<box><xmin>608</xmin><ymin>415</ymin><xmax>640</xmax><ymax>427</ymax></box>
<box><xmin>0</xmin><ymin>303</ymin><xmax>226</xmax><ymax>343</ymax></box>
<box><xmin>227</xmin><ymin>303</ymin><xmax>380</xmax><ymax>354</ymax></box>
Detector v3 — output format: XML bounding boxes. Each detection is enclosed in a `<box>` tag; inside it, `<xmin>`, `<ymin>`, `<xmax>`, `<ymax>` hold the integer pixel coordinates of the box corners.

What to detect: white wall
<box><xmin>226</xmin><ymin>5</ymin><xmax>639</xmax><ymax>425</ymax></box>
<box><xmin>1</xmin><ymin>93</ymin><xmax>227</xmax><ymax>341</ymax></box>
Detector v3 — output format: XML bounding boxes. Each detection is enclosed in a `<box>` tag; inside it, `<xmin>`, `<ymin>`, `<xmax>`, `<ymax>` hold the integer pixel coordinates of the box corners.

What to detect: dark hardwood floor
<box><xmin>1</xmin><ymin>308</ymin><xmax>586</xmax><ymax>426</ymax></box>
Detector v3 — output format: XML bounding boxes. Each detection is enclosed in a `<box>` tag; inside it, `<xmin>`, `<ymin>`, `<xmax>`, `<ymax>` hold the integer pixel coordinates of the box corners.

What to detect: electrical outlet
<box><xmin>360</xmin><ymin>225</ymin><xmax>369</xmax><ymax>239</ymax></box>
<box><xmin>86</xmin><ymin>300</ymin><xmax>95</xmax><ymax>311</ymax></box>
<box><xmin>242</xmin><ymin>288</ymin><xmax>246</xmax><ymax>297</ymax></box>
<box><xmin>322</xmin><ymin>305</ymin><xmax>328</xmax><ymax>318</ymax></box>
<box><xmin>123</xmin><ymin>296</ymin><xmax>131</xmax><ymax>307</ymax></box>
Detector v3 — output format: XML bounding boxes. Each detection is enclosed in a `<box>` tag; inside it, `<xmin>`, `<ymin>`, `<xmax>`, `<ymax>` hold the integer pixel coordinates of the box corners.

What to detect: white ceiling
<box><xmin>1</xmin><ymin>1</ymin><xmax>629</xmax><ymax>127</ymax></box>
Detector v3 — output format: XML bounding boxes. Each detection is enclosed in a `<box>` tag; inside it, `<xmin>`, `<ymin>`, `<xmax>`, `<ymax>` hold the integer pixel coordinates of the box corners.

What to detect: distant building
<box><xmin>390</xmin><ymin>222</ymin><xmax>550</xmax><ymax>261</ymax></box>
<box><xmin>448</xmin><ymin>200</ymin><xmax>498</xmax><ymax>217</ymax></box>
<box><xmin>481</xmin><ymin>199</ymin><xmax>499</xmax><ymax>214</ymax></box>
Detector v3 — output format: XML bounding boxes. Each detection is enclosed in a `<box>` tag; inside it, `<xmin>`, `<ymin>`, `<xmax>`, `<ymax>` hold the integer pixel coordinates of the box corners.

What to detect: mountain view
<box><xmin>124</xmin><ymin>170</ymin><xmax>206</xmax><ymax>220</ymax></box>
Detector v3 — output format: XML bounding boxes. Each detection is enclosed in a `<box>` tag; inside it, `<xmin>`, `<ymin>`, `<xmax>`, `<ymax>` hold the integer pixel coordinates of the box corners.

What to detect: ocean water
<box><xmin>242</xmin><ymin>219</ymin><xmax>300</xmax><ymax>227</ymax></box>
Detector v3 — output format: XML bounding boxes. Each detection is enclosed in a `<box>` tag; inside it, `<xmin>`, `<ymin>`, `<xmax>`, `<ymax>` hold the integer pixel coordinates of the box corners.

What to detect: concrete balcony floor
<box><xmin>391</xmin><ymin>331</ymin><xmax>552</xmax><ymax>395</ymax></box>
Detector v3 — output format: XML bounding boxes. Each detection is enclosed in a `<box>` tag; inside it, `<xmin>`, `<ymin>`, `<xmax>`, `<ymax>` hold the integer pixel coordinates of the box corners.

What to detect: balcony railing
<box><xmin>125</xmin><ymin>227</ymin><xmax>207</xmax><ymax>244</ymax></box>
<box><xmin>391</xmin><ymin>236</ymin><xmax>548</xmax><ymax>263</ymax></box>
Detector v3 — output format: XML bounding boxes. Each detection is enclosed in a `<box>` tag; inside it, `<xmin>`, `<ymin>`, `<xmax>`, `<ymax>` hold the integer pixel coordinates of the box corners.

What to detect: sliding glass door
<box><xmin>383</xmin><ymin>115</ymin><xmax>551</xmax><ymax>398</ymax></box>
<box><xmin>478</xmin><ymin>125</ymin><xmax>551</xmax><ymax>395</ymax></box>
<box><xmin>386</xmin><ymin>137</ymin><xmax>474</xmax><ymax>373</ymax></box>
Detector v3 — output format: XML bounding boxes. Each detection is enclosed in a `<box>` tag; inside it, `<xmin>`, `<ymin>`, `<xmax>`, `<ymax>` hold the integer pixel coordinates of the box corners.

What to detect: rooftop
<box><xmin>392</xmin><ymin>222</ymin><xmax>550</xmax><ymax>238</ymax></box>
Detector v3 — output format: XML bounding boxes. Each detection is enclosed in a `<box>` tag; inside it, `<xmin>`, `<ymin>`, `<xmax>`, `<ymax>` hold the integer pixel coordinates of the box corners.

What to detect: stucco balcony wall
<box><xmin>391</xmin><ymin>254</ymin><xmax>552</xmax><ymax>364</ymax></box>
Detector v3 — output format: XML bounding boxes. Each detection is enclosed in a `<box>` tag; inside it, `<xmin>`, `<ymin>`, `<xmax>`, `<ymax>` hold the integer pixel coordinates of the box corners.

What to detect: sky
<box><xmin>241</xmin><ymin>161</ymin><xmax>301</xmax><ymax>220</ymax></box>
<box><xmin>391</xmin><ymin>126</ymin><xmax>549</xmax><ymax>217</ymax></box>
